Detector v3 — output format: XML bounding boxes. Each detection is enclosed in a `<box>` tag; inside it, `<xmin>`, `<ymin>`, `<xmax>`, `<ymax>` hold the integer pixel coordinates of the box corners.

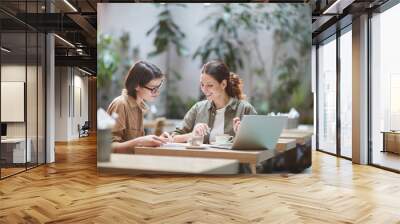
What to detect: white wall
<box><xmin>54</xmin><ymin>67</ymin><xmax>89</xmax><ymax>141</ymax></box>
<box><xmin>72</xmin><ymin>73</ymin><xmax>89</xmax><ymax>138</ymax></box>
<box><xmin>1</xmin><ymin>65</ymin><xmax>26</xmax><ymax>138</ymax></box>
<box><xmin>55</xmin><ymin>67</ymin><xmax>67</xmax><ymax>141</ymax></box>
<box><xmin>1</xmin><ymin>65</ymin><xmax>40</xmax><ymax>137</ymax></box>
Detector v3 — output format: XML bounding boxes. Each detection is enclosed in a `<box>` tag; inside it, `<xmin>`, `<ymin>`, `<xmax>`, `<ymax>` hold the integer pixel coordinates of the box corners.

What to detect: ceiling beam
<box><xmin>322</xmin><ymin>0</ymin><xmax>356</xmax><ymax>14</ymax></box>
<box><xmin>55</xmin><ymin>55</ymin><xmax>96</xmax><ymax>73</ymax></box>
<box><xmin>67</xmin><ymin>13</ymin><xmax>96</xmax><ymax>46</ymax></box>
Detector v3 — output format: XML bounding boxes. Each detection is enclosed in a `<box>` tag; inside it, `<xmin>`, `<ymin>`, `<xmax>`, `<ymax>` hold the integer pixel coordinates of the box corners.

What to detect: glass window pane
<box><xmin>340</xmin><ymin>29</ymin><xmax>352</xmax><ymax>158</ymax></box>
<box><xmin>371</xmin><ymin>4</ymin><xmax>400</xmax><ymax>171</ymax></box>
<box><xmin>318</xmin><ymin>36</ymin><xmax>337</xmax><ymax>154</ymax></box>
<box><xmin>38</xmin><ymin>33</ymin><xmax>45</xmax><ymax>165</ymax></box>
<box><xmin>27</xmin><ymin>31</ymin><xmax>38</xmax><ymax>169</ymax></box>
<box><xmin>1</xmin><ymin>31</ymin><xmax>27</xmax><ymax>177</ymax></box>
<box><xmin>0</xmin><ymin>0</ymin><xmax>46</xmax><ymax>179</ymax></box>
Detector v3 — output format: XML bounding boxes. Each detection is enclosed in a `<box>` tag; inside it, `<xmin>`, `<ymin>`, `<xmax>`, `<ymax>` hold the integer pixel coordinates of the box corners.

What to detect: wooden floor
<box><xmin>1</xmin><ymin>135</ymin><xmax>400</xmax><ymax>223</ymax></box>
<box><xmin>1</xmin><ymin>167</ymin><xmax>26</xmax><ymax>177</ymax></box>
<box><xmin>1</xmin><ymin>163</ymin><xmax>46</xmax><ymax>178</ymax></box>
<box><xmin>372</xmin><ymin>150</ymin><xmax>400</xmax><ymax>171</ymax></box>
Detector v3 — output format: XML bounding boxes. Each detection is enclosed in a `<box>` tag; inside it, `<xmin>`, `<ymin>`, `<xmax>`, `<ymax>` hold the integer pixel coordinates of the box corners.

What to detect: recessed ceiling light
<box><xmin>63</xmin><ymin>0</ymin><xmax>78</xmax><ymax>12</ymax></box>
<box><xmin>78</xmin><ymin>67</ymin><xmax>92</xmax><ymax>76</ymax></box>
<box><xmin>1</xmin><ymin>47</ymin><xmax>11</xmax><ymax>53</ymax></box>
<box><xmin>54</xmin><ymin>34</ymin><xmax>75</xmax><ymax>48</ymax></box>
<box><xmin>322</xmin><ymin>0</ymin><xmax>354</xmax><ymax>15</ymax></box>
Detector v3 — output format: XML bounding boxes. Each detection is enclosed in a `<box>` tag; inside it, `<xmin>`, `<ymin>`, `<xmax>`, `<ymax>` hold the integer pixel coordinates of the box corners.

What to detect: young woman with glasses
<box><xmin>107</xmin><ymin>60</ymin><xmax>171</xmax><ymax>153</ymax></box>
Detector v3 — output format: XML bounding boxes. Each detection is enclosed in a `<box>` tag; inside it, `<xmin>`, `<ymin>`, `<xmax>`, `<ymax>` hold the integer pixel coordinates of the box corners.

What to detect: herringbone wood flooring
<box><xmin>1</xmin><ymin>135</ymin><xmax>400</xmax><ymax>223</ymax></box>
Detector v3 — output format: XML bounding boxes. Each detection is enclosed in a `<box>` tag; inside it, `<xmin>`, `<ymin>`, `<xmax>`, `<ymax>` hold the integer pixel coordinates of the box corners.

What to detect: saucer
<box><xmin>185</xmin><ymin>145</ymin><xmax>207</xmax><ymax>149</ymax></box>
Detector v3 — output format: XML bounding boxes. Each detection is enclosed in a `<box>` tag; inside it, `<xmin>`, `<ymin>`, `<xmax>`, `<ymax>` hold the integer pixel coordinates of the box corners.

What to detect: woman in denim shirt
<box><xmin>172</xmin><ymin>60</ymin><xmax>257</xmax><ymax>144</ymax></box>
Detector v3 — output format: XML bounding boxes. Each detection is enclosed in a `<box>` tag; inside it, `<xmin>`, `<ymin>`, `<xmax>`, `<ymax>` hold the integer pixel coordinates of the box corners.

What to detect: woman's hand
<box><xmin>159</xmin><ymin>132</ymin><xmax>173</xmax><ymax>143</ymax></box>
<box><xmin>134</xmin><ymin>135</ymin><xmax>167</xmax><ymax>147</ymax></box>
<box><xmin>112</xmin><ymin>135</ymin><xmax>166</xmax><ymax>153</ymax></box>
<box><xmin>192</xmin><ymin>123</ymin><xmax>209</xmax><ymax>136</ymax></box>
<box><xmin>233</xmin><ymin>117</ymin><xmax>241</xmax><ymax>133</ymax></box>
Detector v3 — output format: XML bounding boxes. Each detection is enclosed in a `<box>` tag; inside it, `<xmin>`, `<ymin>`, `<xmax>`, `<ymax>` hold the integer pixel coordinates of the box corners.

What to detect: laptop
<box><xmin>210</xmin><ymin>115</ymin><xmax>288</xmax><ymax>150</ymax></box>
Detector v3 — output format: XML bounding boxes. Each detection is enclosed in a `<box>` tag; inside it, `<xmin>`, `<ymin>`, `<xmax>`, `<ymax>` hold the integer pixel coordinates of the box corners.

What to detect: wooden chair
<box><xmin>78</xmin><ymin>121</ymin><xmax>90</xmax><ymax>138</ymax></box>
<box><xmin>153</xmin><ymin>117</ymin><xmax>166</xmax><ymax>136</ymax></box>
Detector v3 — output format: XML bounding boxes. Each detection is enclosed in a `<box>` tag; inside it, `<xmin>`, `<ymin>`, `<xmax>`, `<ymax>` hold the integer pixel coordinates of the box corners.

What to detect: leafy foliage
<box><xmin>193</xmin><ymin>4</ymin><xmax>250</xmax><ymax>72</ymax></box>
<box><xmin>146</xmin><ymin>4</ymin><xmax>187</xmax><ymax>58</ymax></box>
<box><xmin>146</xmin><ymin>4</ymin><xmax>194</xmax><ymax>118</ymax></box>
<box><xmin>194</xmin><ymin>4</ymin><xmax>312</xmax><ymax>123</ymax></box>
<box><xmin>270</xmin><ymin>57</ymin><xmax>300</xmax><ymax>112</ymax></box>
<box><xmin>97</xmin><ymin>35</ymin><xmax>120</xmax><ymax>88</ymax></box>
<box><xmin>97</xmin><ymin>32</ymin><xmax>141</xmax><ymax>109</ymax></box>
<box><xmin>99</xmin><ymin>4</ymin><xmax>312</xmax><ymax>123</ymax></box>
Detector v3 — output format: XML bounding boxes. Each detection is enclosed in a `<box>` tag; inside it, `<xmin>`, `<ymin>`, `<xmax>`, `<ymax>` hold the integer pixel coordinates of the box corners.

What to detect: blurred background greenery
<box><xmin>98</xmin><ymin>3</ymin><xmax>312</xmax><ymax>124</ymax></box>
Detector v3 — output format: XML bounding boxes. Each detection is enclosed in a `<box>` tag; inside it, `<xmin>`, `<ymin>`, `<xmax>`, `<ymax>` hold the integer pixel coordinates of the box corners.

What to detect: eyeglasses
<box><xmin>143</xmin><ymin>80</ymin><xmax>164</xmax><ymax>94</ymax></box>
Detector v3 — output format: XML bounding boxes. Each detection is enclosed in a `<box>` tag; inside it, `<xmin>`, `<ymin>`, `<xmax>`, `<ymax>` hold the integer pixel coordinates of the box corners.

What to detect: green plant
<box><xmin>193</xmin><ymin>4</ymin><xmax>312</xmax><ymax>124</ymax></box>
<box><xmin>266</xmin><ymin>4</ymin><xmax>312</xmax><ymax>123</ymax></box>
<box><xmin>97</xmin><ymin>32</ymin><xmax>142</xmax><ymax>109</ymax></box>
<box><xmin>269</xmin><ymin>57</ymin><xmax>300</xmax><ymax>112</ymax></box>
<box><xmin>146</xmin><ymin>3</ymin><xmax>191</xmax><ymax>118</ymax></box>
<box><xmin>146</xmin><ymin>4</ymin><xmax>187</xmax><ymax>58</ymax></box>
<box><xmin>193</xmin><ymin>4</ymin><xmax>251</xmax><ymax>72</ymax></box>
<box><xmin>114</xmin><ymin>32</ymin><xmax>137</xmax><ymax>87</ymax></box>
<box><xmin>97</xmin><ymin>35</ymin><xmax>120</xmax><ymax>89</ymax></box>
<box><xmin>97</xmin><ymin>34</ymin><xmax>122</xmax><ymax>109</ymax></box>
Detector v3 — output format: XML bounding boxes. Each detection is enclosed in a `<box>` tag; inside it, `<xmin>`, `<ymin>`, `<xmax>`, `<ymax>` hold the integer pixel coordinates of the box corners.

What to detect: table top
<box><xmin>280</xmin><ymin>130</ymin><xmax>313</xmax><ymax>144</ymax></box>
<box><xmin>97</xmin><ymin>154</ymin><xmax>239</xmax><ymax>175</ymax></box>
<box><xmin>381</xmin><ymin>131</ymin><xmax>400</xmax><ymax>134</ymax></box>
<box><xmin>135</xmin><ymin>138</ymin><xmax>296</xmax><ymax>164</ymax></box>
<box><xmin>283</xmin><ymin>128</ymin><xmax>313</xmax><ymax>133</ymax></box>
<box><xmin>1</xmin><ymin>138</ymin><xmax>27</xmax><ymax>143</ymax></box>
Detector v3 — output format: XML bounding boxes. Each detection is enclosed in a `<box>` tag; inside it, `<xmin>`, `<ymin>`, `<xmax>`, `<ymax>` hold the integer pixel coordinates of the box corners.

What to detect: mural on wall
<box><xmin>98</xmin><ymin>3</ymin><xmax>312</xmax><ymax>124</ymax></box>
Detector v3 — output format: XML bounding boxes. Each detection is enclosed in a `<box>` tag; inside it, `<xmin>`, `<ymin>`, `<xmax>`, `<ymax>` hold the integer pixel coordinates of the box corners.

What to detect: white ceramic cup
<box><xmin>215</xmin><ymin>134</ymin><xmax>233</xmax><ymax>145</ymax></box>
<box><xmin>189</xmin><ymin>134</ymin><xmax>204</xmax><ymax>146</ymax></box>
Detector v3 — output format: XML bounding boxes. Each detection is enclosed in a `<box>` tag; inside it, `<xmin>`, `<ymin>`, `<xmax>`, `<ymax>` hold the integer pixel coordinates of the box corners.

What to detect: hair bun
<box><xmin>228</xmin><ymin>72</ymin><xmax>245</xmax><ymax>100</ymax></box>
<box><xmin>201</xmin><ymin>61</ymin><xmax>245</xmax><ymax>100</ymax></box>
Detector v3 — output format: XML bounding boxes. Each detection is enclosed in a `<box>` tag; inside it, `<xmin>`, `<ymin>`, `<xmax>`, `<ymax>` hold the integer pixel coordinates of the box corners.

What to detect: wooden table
<box><xmin>144</xmin><ymin>119</ymin><xmax>181</xmax><ymax>129</ymax></box>
<box><xmin>97</xmin><ymin>154</ymin><xmax>239</xmax><ymax>175</ymax></box>
<box><xmin>272</xmin><ymin>130</ymin><xmax>313</xmax><ymax>172</ymax></box>
<box><xmin>381</xmin><ymin>131</ymin><xmax>400</xmax><ymax>154</ymax></box>
<box><xmin>280</xmin><ymin>130</ymin><xmax>313</xmax><ymax>145</ymax></box>
<box><xmin>135</xmin><ymin>139</ymin><xmax>296</xmax><ymax>174</ymax></box>
<box><xmin>1</xmin><ymin>138</ymin><xmax>32</xmax><ymax>164</ymax></box>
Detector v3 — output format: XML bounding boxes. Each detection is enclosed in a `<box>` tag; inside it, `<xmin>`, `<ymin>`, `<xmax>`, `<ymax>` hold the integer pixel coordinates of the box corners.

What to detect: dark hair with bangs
<box><xmin>125</xmin><ymin>61</ymin><xmax>164</xmax><ymax>98</ymax></box>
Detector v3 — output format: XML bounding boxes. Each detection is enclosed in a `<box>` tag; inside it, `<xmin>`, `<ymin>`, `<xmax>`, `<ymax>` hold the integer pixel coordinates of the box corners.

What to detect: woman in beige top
<box><xmin>107</xmin><ymin>61</ymin><xmax>170</xmax><ymax>153</ymax></box>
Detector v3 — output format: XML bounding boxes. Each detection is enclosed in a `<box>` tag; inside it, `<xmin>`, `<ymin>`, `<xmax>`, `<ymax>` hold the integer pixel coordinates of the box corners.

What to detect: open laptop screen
<box><xmin>233</xmin><ymin>115</ymin><xmax>288</xmax><ymax>150</ymax></box>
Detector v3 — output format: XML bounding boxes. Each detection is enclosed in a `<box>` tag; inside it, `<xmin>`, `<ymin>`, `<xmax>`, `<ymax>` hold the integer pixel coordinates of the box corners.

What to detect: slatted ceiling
<box><xmin>0</xmin><ymin>1</ymin><xmax>47</xmax><ymax>14</ymax></box>
<box><xmin>76</xmin><ymin>1</ymin><xmax>97</xmax><ymax>12</ymax></box>
<box><xmin>1</xmin><ymin>135</ymin><xmax>400</xmax><ymax>222</ymax></box>
<box><xmin>312</xmin><ymin>0</ymin><xmax>389</xmax><ymax>41</ymax></box>
<box><xmin>1</xmin><ymin>0</ymin><xmax>98</xmax><ymax>66</ymax></box>
<box><xmin>51</xmin><ymin>0</ymin><xmax>97</xmax><ymax>13</ymax></box>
